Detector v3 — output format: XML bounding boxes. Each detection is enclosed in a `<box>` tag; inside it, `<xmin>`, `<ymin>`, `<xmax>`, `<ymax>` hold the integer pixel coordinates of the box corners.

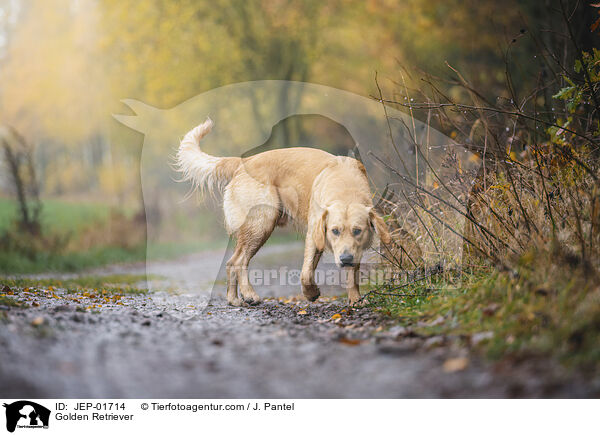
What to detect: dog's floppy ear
<box><xmin>313</xmin><ymin>209</ymin><xmax>328</xmax><ymax>251</ymax></box>
<box><xmin>369</xmin><ymin>208</ymin><xmax>391</xmax><ymax>245</ymax></box>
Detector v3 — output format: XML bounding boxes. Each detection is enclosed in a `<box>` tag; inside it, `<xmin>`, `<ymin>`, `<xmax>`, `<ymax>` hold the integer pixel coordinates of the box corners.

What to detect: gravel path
<box><xmin>0</xmin><ymin>243</ymin><xmax>595</xmax><ymax>398</ymax></box>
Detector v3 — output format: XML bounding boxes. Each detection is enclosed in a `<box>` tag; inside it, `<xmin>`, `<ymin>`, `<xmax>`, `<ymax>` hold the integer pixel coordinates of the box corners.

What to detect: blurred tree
<box><xmin>1</xmin><ymin>0</ymin><xmax>593</xmax><ymax>205</ymax></box>
<box><xmin>0</xmin><ymin>126</ymin><xmax>41</xmax><ymax>234</ymax></box>
<box><xmin>99</xmin><ymin>0</ymin><xmax>332</xmax><ymax>144</ymax></box>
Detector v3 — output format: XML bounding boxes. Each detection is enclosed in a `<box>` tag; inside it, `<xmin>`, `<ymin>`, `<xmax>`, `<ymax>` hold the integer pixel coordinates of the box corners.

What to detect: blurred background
<box><xmin>0</xmin><ymin>0</ymin><xmax>596</xmax><ymax>273</ymax></box>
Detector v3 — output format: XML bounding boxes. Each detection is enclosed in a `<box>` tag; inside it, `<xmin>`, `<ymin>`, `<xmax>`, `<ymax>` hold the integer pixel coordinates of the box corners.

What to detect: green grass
<box><xmin>0</xmin><ymin>198</ymin><xmax>117</xmax><ymax>235</ymax></box>
<box><xmin>0</xmin><ymin>244</ymin><xmax>147</xmax><ymax>274</ymax></box>
<box><xmin>0</xmin><ymin>294</ymin><xmax>24</xmax><ymax>307</ymax></box>
<box><xmin>369</xmin><ymin>258</ymin><xmax>600</xmax><ymax>371</ymax></box>
<box><xmin>0</xmin><ymin>239</ymin><xmax>231</xmax><ymax>274</ymax></box>
<box><xmin>0</xmin><ymin>232</ymin><xmax>301</xmax><ymax>274</ymax></box>
<box><xmin>0</xmin><ymin>197</ymin><xmax>305</xmax><ymax>274</ymax></box>
<box><xmin>2</xmin><ymin>274</ymin><xmax>151</xmax><ymax>291</ymax></box>
<box><xmin>0</xmin><ymin>274</ymin><xmax>151</xmax><ymax>315</ymax></box>
<box><xmin>2</xmin><ymin>274</ymin><xmax>151</xmax><ymax>299</ymax></box>
<box><xmin>0</xmin><ymin>196</ymin><xmax>228</xmax><ymax>273</ymax></box>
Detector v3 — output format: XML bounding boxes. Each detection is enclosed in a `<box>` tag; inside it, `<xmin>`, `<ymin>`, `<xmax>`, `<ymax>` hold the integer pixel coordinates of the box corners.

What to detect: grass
<box><xmin>0</xmin><ymin>244</ymin><xmax>147</xmax><ymax>274</ymax></box>
<box><xmin>0</xmin><ymin>197</ymin><xmax>118</xmax><ymax>235</ymax></box>
<box><xmin>2</xmin><ymin>274</ymin><xmax>151</xmax><ymax>292</ymax></box>
<box><xmin>369</xmin><ymin>254</ymin><xmax>600</xmax><ymax>372</ymax></box>
<box><xmin>0</xmin><ymin>294</ymin><xmax>24</xmax><ymax>307</ymax></box>
<box><xmin>0</xmin><ymin>240</ymin><xmax>231</xmax><ymax>274</ymax></box>
<box><xmin>0</xmin><ymin>274</ymin><xmax>151</xmax><ymax>318</ymax></box>
<box><xmin>1</xmin><ymin>274</ymin><xmax>151</xmax><ymax>306</ymax></box>
<box><xmin>0</xmin><ymin>197</ymin><xmax>211</xmax><ymax>273</ymax></box>
<box><xmin>0</xmin><ymin>196</ymin><xmax>303</xmax><ymax>274</ymax></box>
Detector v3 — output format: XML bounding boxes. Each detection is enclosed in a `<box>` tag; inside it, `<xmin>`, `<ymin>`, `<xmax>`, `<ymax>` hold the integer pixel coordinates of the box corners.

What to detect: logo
<box><xmin>3</xmin><ymin>401</ymin><xmax>50</xmax><ymax>433</ymax></box>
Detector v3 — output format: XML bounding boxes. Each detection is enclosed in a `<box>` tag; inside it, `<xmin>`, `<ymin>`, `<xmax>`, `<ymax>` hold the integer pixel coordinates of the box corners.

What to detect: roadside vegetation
<box><xmin>370</xmin><ymin>4</ymin><xmax>600</xmax><ymax>373</ymax></box>
<box><xmin>0</xmin><ymin>197</ymin><xmax>230</xmax><ymax>273</ymax></box>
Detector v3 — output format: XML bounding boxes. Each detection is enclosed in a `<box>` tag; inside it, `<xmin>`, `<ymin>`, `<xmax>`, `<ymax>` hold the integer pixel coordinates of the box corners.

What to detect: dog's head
<box><xmin>313</xmin><ymin>201</ymin><xmax>390</xmax><ymax>267</ymax></box>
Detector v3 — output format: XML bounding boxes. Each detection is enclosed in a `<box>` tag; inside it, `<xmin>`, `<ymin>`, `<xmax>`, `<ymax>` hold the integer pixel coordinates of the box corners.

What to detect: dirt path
<box><xmin>0</xmin><ymin>243</ymin><xmax>593</xmax><ymax>398</ymax></box>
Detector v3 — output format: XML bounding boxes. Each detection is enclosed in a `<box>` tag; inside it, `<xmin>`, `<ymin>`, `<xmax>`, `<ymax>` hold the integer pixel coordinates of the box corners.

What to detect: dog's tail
<box><xmin>176</xmin><ymin>118</ymin><xmax>241</xmax><ymax>195</ymax></box>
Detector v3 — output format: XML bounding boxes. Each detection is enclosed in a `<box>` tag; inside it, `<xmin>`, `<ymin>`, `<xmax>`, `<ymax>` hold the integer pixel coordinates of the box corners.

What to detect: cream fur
<box><xmin>177</xmin><ymin>120</ymin><xmax>390</xmax><ymax>306</ymax></box>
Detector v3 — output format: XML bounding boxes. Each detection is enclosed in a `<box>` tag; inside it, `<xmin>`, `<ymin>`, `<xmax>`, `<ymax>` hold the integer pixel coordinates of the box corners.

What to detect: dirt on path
<box><xmin>0</xmin><ymin>244</ymin><xmax>595</xmax><ymax>398</ymax></box>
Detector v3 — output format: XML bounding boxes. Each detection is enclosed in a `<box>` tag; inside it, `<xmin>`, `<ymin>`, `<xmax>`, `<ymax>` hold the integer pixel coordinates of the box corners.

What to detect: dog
<box><xmin>176</xmin><ymin>118</ymin><xmax>390</xmax><ymax>306</ymax></box>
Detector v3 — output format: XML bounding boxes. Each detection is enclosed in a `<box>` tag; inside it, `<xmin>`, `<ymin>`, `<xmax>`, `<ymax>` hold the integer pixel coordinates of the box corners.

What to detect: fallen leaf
<box><xmin>298</xmin><ymin>310</ymin><xmax>308</xmax><ymax>315</ymax></box>
<box><xmin>443</xmin><ymin>357</ymin><xmax>469</xmax><ymax>373</ymax></box>
<box><xmin>338</xmin><ymin>337</ymin><xmax>362</xmax><ymax>346</ymax></box>
<box><xmin>331</xmin><ymin>313</ymin><xmax>342</xmax><ymax>320</ymax></box>
<box><xmin>31</xmin><ymin>316</ymin><xmax>44</xmax><ymax>326</ymax></box>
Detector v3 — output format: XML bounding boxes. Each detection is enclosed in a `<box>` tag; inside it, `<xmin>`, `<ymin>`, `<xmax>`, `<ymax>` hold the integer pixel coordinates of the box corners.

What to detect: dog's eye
<box><xmin>331</xmin><ymin>228</ymin><xmax>340</xmax><ymax>236</ymax></box>
<box><xmin>352</xmin><ymin>228</ymin><xmax>362</xmax><ymax>236</ymax></box>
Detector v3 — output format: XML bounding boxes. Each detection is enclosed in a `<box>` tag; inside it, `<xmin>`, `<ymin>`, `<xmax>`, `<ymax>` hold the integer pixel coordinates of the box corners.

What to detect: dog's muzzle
<box><xmin>339</xmin><ymin>253</ymin><xmax>354</xmax><ymax>267</ymax></box>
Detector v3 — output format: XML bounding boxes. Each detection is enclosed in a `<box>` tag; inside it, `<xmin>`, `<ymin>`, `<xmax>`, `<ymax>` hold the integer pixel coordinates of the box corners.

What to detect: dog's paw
<box><xmin>302</xmin><ymin>285</ymin><xmax>321</xmax><ymax>302</ymax></box>
<box><xmin>241</xmin><ymin>294</ymin><xmax>261</xmax><ymax>305</ymax></box>
<box><xmin>227</xmin><ymin>297</ymin><xmax>244</xmax><ymax>307</ymax></box>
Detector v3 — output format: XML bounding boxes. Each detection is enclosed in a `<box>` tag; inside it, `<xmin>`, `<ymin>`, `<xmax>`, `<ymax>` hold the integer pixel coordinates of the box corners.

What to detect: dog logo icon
<box><xmin>3</xmin><ymin>401</ymin><xmax>50</xmax><ymax>433</ymax></box>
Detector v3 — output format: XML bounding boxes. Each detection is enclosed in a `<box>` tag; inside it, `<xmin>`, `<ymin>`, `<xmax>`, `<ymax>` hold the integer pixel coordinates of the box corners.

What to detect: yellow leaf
<box><xmin>331</xmin><ymin>313</ymin><xmax>342</xmax><ymax>320</ymax></box>
<box><xmin>468</xmin><ymin>153</ymin><xmax>481</xmax><ymax>163</ymax></box>
<box><xmin>443</xmin><ymin>357</ymin><xmax>469</xmax><ymax>372</ymax></box>
<box><xmin>338</xmin><ymin>337</ymin><xmax>362</xmax><ymax>346</ymax></box>
<box><xmin>31</xmin><ymin>316</ymin><xmax>44</xmax><ymax>326</ymax></box>
<box><xmin>298</xmin><ymin>310</ymin><xmax>308</xmax><ymax>315</ymax></box>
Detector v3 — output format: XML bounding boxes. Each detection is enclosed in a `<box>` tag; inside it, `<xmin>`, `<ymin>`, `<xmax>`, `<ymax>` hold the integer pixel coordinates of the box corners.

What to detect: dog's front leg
<box><xmin>226</xmin><ymin>253</ymin><xmax>243</xmax><ymax>307</ymax></box>
<box><xmin>345</xmin><ymin>265</ymin><xmax>363</xmax><ymax>305</ymax></box>
<box><xmin>301</xmin><ymin>238</ymin><xmax>322</xmax><ymax>302</ymax></box>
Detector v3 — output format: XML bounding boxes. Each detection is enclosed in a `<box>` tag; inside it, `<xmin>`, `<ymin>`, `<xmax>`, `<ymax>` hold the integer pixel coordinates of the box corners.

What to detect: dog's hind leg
<box><xmin>233</xmin><ymin>207</ymin><xmax>278</xmax><ymax>305</ymax></box>
<box><xmin>223</xmin><ymin>175</ymin><xmax>279</xmax><ymax>306</ymax></box>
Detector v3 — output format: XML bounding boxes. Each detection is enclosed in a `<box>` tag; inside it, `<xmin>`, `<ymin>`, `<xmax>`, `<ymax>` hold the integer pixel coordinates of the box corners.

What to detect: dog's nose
<box><xmin>339</xmin><ymin>253</ymin><xmax>354</xmax><ymax>267</ymax></box>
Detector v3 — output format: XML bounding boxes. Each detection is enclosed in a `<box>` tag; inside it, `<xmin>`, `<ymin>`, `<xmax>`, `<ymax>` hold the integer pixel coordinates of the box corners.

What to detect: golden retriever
<box><xmin>177</xmin><ymin>118</ymin><xmax>390</xmax><ymax>306</ymax></box>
